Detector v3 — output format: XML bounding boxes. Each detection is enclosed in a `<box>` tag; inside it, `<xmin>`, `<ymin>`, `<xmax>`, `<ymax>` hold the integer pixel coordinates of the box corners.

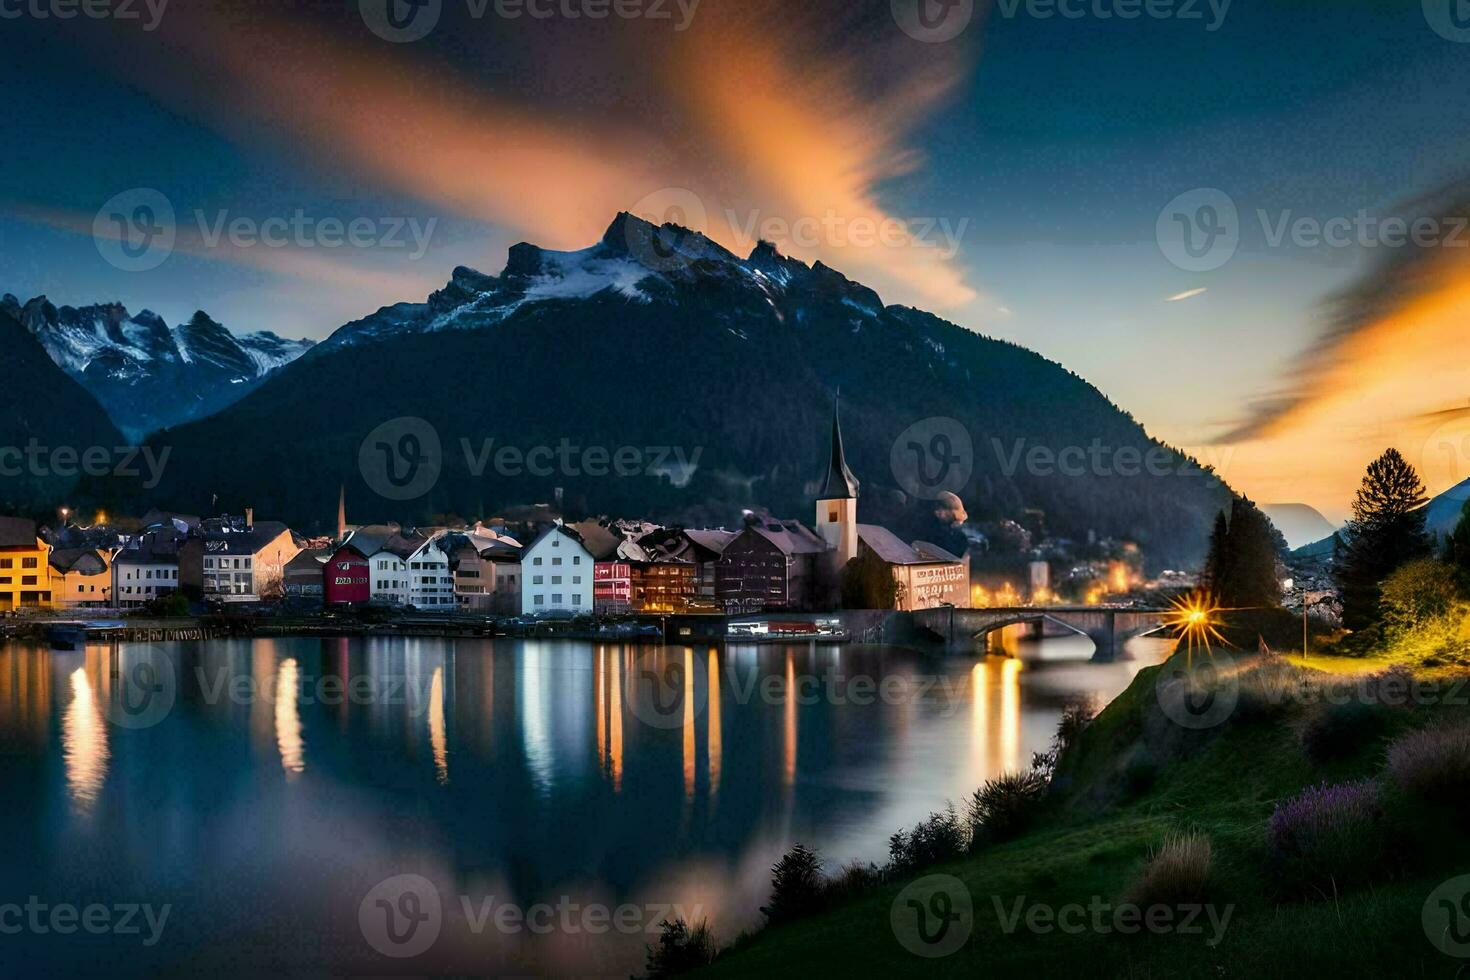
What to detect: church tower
<box><xmin>815</xmin><ymin>396</ymin><xmax>860</xmax><ymax>567</ymax></box>
<box><xmin>336</xmin><ymin>485</ymin><xmax>348</xmax><ymax>542</ymax></box>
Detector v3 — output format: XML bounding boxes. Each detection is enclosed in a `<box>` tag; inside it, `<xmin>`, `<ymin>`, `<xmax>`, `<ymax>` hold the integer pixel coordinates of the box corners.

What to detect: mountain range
<box><xmin>1</xmin><ymin>294</ymin><xmax>313</xmax><ymax>440</ymax></box>
<box><xmin>74</xmin><ymin>213</ymin><xmax>1235</xmax><ymax>571</ymax></box>
<box><xmin>1261</xmin><ymin>503</ymin><xmax>1339</xmax><ymax>551</ymax></box>
<box><xmin>1290</xmin><ymin>477</ymin><xmax>1470</xmax><ymax>558</ymax></box>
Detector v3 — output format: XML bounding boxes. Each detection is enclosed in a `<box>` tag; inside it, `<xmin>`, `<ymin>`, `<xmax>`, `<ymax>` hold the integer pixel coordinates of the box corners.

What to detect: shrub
<box><xmin>1380</xmin><ymin>560</ymin><xmax>1458</xmax><ymax>633</ymax></box>
<box><xmin>1385</xmin><ymin>723</ymin><xmax>1470</xmax><ymax>807</ymax></box>
<box><xmin>1299</xmin><ymin>700</ymin><xmax>1382</xmax><ymax>765</ymax></box>
<box><xmin>1268</xmin><ymin>781</ymin><xmax>1386</xmax><ymax>892</ymax></box>
<box><xmin>761</xmin><ymin>843</ymin><xmax>825</xmax><ymax>925</ymax></box>
<box><xmin>826</xmin><ymin>861</ymin><xmax>883</xmax><ymax>901</ymax></box>
<box><xmin>644</xmin><ymin>918</ymin><xmax>716</xmax><ymax>978</ymax></box>
<box><xmin>967</xmin><ymin>770</ymin><xmax>1048</xmax><ymax>845</ymax></box>
<box><xmin>1056</xmin><ymin>702</ymin><xmax>1095</xmax><ymax>753</ymax></box>
<box><xmin>1125</xmin><ymin>832</ymin><xmax>1212</xmax><ymax>909</ymax></box>
<box><xmin>889</xmin><ymin>805</ymin><xmax>968</xmax><ymax>872</ymax></box>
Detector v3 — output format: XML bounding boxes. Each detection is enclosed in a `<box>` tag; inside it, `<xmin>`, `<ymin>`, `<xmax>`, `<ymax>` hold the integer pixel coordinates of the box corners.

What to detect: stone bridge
<box><xmin>910</xmin><ymin>606</ymin><xmax>1172</xmax><ymax>662</ymax></box>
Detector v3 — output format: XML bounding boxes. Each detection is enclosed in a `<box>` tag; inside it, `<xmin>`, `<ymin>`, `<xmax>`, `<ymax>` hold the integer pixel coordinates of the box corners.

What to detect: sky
<box><xmin>3</xmin><ymin>0</ymin><xmax>1470</xmax><ymax>522</ymax></box>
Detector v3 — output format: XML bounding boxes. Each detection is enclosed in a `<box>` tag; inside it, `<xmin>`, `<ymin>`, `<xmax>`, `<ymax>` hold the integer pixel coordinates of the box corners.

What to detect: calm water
<box><xmin>0</xmin><ymin>633</ymin><xmax>1169</xmax><ymax>977</ymax></box>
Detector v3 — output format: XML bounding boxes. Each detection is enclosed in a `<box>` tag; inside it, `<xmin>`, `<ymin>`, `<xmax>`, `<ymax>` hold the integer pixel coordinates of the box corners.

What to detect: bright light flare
<box><xmin>1165</xmin><ymin>592</ymin><xmax>1228</xmax><ymax>656</ymax></box>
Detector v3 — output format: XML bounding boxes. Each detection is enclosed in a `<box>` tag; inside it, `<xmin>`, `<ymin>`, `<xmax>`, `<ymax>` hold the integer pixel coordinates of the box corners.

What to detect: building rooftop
<box><xmin>0</xmin><ymin>516</ymin><xmax>39</xmax><ymax>549</ymax></box>
<box><xmin>858</xmin><ymin>525</ymin><xmax>964</xmax><ymax>566</ymax></box>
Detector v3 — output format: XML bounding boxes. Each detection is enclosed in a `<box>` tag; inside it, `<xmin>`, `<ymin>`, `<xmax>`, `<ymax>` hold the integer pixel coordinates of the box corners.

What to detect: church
<box><xmin>715</xmin><ymin>401</ymin><xmax>970</xmax><ymax>613</ymax></box>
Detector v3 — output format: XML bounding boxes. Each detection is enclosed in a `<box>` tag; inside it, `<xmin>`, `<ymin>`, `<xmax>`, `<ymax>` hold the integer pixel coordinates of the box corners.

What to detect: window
<box><xmin>22</xmin><ymin>557</ymin><xmax>37</xmax><ymax>569</ymax></box>
<box><xmin>551</xmin><ymin>576</ymin><xmax>562</xmax><ymax>585</ymax></box>
<box><xmin>572</xmin><ymin>594</ymin><xmax>581</xmax><ymax>605</ymax></box>
<box><xmin>552</xmin><ymin>557</ymin><xmax>562</xmax><ymax>566</ymax></box>
<box><xmin>572</xmin><ymin>576</ymin><xmax>581</xmax><ymax>585</ymax></box>
<box><xmin>533</xmin><ymin>575</ymin><xmax>544</xmax><ymax>585</ymax></box>
<box><xmin>534</xmin><ymin>595</ymin><xmax>545</xmax><ymax>606</ymax></box>
<box><xmin>21</xmin><ymin>576</ymin><xmax>35</xmax><ymax>586</ymax></box>
<box><xmin>573</xmin><ymin>556</ymin><xmax>581</xmax><ymax>565</ymax></box>
<box><xmin>0</xmin><ymin>559</ymin><xmax>10</xmax><ymax>568</ymax></box>
<box><xmin>551</xmin><ymin>594</ymin><xmax>563</xmax><ymax>605</ymax></box>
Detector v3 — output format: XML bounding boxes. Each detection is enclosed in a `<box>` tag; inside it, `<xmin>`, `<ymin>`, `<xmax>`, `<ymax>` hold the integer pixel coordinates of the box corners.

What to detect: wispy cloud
<box><xmin>105</xmin><ymin>2</ymin><xmax>979</xmax><ymax>313</ymax></box>
<box><xmin>1204</xmin><ymin>177</ymin><xmax>1470</xmax><ymax>515</ymax></box>
<box><xmin>13</xmin><ymin>202</ymin><xmax>439</xmax><ymax>308</ymax></box>
<box><xmin>1166</xmin><ymin>287</ymin><xmax>1208</xmax><ymax>302</ymax></box>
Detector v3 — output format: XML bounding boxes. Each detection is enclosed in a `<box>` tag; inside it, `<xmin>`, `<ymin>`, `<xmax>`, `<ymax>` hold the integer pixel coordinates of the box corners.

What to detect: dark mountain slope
<box><xmin>0</xmin><ymin>308</ymin><xmax>125</xmax><ymax>513</ymax></box>
<box><xmin>113</xmin><ymin>215</ymin><xmax>1231</xmax><ymax>569</ymax></box>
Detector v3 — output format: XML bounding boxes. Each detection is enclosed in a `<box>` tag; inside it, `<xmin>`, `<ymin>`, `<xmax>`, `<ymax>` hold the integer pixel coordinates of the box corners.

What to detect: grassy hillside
<box><xmin>693</xmin><ymin>653</ymin><xmax>1470</xmax><ymax>979</ymax></box>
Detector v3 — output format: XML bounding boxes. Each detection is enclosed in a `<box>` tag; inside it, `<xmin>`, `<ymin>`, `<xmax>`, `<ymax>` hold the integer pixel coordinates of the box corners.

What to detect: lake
<box><xmin>0</xmin><ymin>632</ymin><xmax>1170</xmax><ymax>977</ymax></box>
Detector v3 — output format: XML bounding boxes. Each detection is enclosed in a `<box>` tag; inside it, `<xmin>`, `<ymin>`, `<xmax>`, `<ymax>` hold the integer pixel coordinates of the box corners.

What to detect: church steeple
<box><xmin>819</xmin><ymin>395</ymin><xmax>860</xmax><ymax>500</ymax></box>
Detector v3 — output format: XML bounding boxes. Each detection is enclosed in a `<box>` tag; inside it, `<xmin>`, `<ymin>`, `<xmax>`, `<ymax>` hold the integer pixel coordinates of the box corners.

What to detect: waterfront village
<box><xmin>0</xmin><ymin>409</ymin><xmax>1180</xmax><ymax>628</ymax></box>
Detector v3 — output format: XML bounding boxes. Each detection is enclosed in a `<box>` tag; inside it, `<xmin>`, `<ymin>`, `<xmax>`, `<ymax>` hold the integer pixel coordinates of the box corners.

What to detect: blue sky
<box><xmin>4</xmin><ymin>0</ymin><xmax>1469</xmax><ymax>514</ymax></box>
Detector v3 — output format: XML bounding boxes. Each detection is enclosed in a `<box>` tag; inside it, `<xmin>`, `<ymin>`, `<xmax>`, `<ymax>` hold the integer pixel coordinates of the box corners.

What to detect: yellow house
<box><xmin>0</xmin><ymin>517</ymin><xmax>53</xmax><ymax>612</ymax></box>
<box><xmin>48</xmin><ymin>547</ymin><xmax>113</xmax><ymax>608</ymax></box>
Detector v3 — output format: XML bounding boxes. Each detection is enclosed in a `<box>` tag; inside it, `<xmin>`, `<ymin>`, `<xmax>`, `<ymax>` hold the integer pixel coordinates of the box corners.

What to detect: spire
<box><xmin>336</xmin><ymin>485</ymin><xmax>348</xmax><ymax>541</ymax></box>
<box><xmin>819</xmin><ymin>395</ymin><xmax>860</xmax><ymax>500</ymax></box>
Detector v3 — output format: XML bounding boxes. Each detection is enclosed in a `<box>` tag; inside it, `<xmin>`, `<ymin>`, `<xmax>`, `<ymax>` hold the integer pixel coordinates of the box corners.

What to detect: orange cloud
<box><xmin>659</xmin><ymin>4</ymin><xmax>979</xmax><ymax>308</ymax></box>
<box><xmin>118</xmin><ymin>2</ymin><xmax>978</xmax><ymax>311</ymax></box>
<box><xmin>1209</xmin><ymin>251</ymin><xmax>1470</xmax><ymax>520</ymax></box>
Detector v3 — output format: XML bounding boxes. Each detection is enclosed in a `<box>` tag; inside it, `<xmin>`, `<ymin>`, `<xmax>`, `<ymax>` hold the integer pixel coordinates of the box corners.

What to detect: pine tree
<box><xmin>1335</xmin><ymin>448</ymin><xmax>1430</xmax><ymax>629</ymax></box>
<box><xmin>1203</xmin><ymin>496</ymin><xmax>1282</xmax><ymax>609</ymax></box>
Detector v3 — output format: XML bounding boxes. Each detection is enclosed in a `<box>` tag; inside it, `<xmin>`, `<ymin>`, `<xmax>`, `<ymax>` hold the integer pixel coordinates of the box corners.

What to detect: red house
<box><xmin>323</xmin><ymin>543</ymin><xmax>371</xmax><ymax>606</ymax></box>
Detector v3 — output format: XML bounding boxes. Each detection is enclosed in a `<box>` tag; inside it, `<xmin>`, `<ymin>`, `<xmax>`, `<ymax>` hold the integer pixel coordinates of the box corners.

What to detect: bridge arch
<box><xmin>909</xmin><ymin>606</ymin><xmax>1171</xmax><ymax>662</ymax></box>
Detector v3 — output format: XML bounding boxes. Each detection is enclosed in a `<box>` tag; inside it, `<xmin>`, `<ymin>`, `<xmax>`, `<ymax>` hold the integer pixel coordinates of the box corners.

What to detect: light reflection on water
<box><xmin>0</xmin><ymin>631</ymin><xmax>1169</xmax><ymax>977</ymax></box>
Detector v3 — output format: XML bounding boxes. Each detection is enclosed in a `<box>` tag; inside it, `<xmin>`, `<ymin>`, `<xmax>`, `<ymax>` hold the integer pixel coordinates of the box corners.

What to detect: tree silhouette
<box><xmin>1203</xmin><ymin>496</ymin><xmax>1283</xmax><ymax>609</ymax></box>
<box><xmin>1335</xmin><ymin>448</ymin><xmax>1430</xmax><ymax>629</ymax></box>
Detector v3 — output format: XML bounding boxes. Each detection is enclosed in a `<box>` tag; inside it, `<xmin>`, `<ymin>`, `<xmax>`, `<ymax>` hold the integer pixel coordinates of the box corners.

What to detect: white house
<box><xmin>112</xmin><ymin>531</ymin><xmax>181</xmax><ymax>608</ymax></box>
<box><xmin>342</xmin><ymin>526</ymin><xmax>455</xmax><ymax>610</ymax></box>
<box><xmin>406</xmin><ymin>535</ymin><xmax>453</xmax><ymax>610</ymax></box>
<box><xmin>368</xmin><ymin>550</ymin><xmax>409</xmax><ymax>606</ymax></box>
<box><xmin>521</xmin><ymin>523</ymin><xmax>595</xmax><ymax>616</ymax></box>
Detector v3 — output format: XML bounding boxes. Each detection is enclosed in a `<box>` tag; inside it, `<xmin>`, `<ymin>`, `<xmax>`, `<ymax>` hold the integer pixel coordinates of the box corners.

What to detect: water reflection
<box><xmin>62</xmin><ymin>665</ymin><xmax>109</xmax><ymax>810</ymax></box>
<box><xmin>275</xmin><ymin>657</ymin><xmax>305</xmax><ymax>775</ymax></box>
<box><xmin>429</xmin><ymin>665</ymin><xmax>449</xmax><ymax>785</ymax></box>
<box><xmin>0</xmin><ymin>634</ymin><xmax>1169</xmax><ymax>978</ymax></box>
<box><xmin>707</xmin><ymin>649</ymin><xmax>722</xmax><ymax>802</ymax></box>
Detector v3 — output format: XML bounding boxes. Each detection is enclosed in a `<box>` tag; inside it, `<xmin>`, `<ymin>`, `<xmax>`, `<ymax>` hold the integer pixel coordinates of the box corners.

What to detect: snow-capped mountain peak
<box><xmin>5</xmin><ymin>294</ymin><xmax>313</xmax><ymax>439</ymax></box>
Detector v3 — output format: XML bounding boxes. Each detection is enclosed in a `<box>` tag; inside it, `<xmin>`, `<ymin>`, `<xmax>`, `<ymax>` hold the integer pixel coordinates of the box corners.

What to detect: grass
<box><xmin>695</xmin><ymin>653</ymin><xmax>1470</xmax><ymax>979</ymax></box>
